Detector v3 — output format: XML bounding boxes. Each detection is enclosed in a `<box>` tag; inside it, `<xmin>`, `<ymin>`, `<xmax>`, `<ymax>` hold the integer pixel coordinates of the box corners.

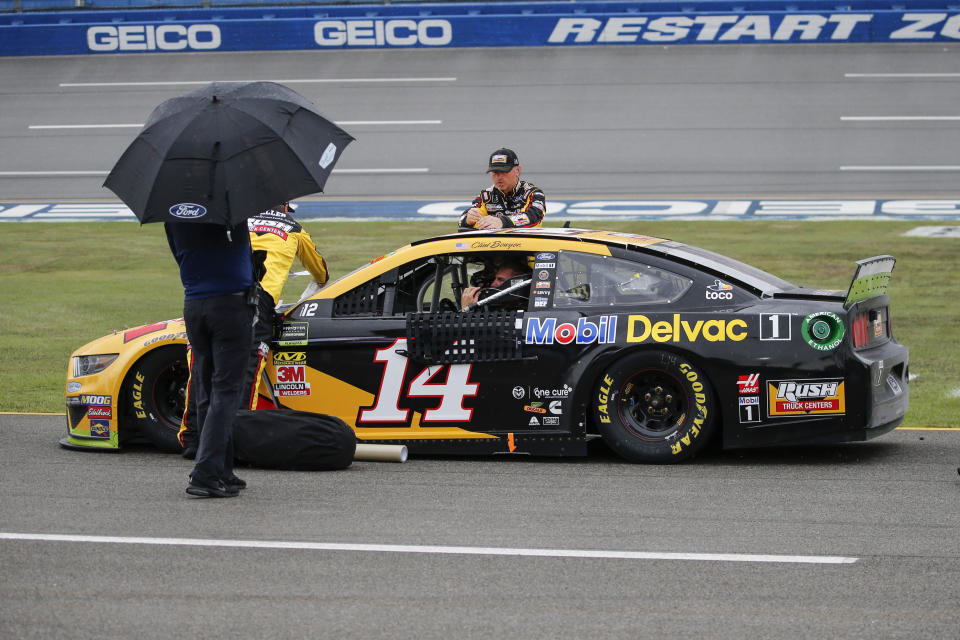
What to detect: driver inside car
<box><xmin>460</xmin><ymin>257</ymin><xmax>531</xmax><ymax>310</ymax></box>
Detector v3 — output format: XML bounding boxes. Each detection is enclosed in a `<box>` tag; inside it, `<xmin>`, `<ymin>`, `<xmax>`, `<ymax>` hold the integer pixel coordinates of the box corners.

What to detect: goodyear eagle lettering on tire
<box><xmin>593</xmin><ymin>350</ymin><xmax>716</xmax><ymax>463</ymax></box>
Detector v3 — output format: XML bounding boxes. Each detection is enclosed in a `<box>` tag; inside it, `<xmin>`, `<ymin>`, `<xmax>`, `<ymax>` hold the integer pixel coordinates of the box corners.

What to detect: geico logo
<box><xmin>775</xmin><ymin>381</ymin><xmax>839</xmax><ymax>402</ymax></box>
<box><xmin>314</xmin><ymin>19</ymin><xmax>452</xmax><ymax>47</ymax></box>
<box><xmin>525</xmin><ymin>316</ymin><xmax>617</xmax><ymax>345</ymax></box>
<box><xmin>627</xmin><ymin>314</ymin><xmax>748</xmax><ymax>343</ymax></box>
<box><xmin>87</xmin><ymin>25</ymin><xmax>221</xmax><ymax>52</ymax></box>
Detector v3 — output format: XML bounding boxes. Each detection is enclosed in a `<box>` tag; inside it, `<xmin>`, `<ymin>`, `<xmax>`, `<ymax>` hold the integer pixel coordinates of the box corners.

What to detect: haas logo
<box><xmin>737</xmin><ymin>374</ymin><xmax>760</xmax><ymax>394</ymax></box>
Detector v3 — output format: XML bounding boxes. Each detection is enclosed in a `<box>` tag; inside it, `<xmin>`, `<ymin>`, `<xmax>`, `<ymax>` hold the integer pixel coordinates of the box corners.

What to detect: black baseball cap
<box><xmin>487</xmin><ymin>148</ymin><xmax>519</xmax><ymax>173</ymax></box>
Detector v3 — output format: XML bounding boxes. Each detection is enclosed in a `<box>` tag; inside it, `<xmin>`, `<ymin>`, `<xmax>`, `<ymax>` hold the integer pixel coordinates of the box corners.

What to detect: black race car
<box><xmin>64</xmin><ymin>227</ymin><xmax>908</xmax><ymax>463</ymax></box>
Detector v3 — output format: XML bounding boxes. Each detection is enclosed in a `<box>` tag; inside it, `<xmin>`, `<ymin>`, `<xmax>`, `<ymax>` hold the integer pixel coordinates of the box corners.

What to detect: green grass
<box><xmin>1</xmin><ymin>219</ymin><xmax>956</xmax><ymax>426</ymax></box>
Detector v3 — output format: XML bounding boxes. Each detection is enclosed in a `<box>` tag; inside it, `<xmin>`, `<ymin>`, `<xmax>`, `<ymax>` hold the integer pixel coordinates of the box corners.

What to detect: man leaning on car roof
<box><xmin>459</xmin><ymin>148</ymin><xmax>546</xmax><ymax>230</ymax></box>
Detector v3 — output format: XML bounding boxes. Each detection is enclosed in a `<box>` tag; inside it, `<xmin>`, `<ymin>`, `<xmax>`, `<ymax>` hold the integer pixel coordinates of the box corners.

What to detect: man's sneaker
<box><xmin>225</xmin><ymin>474</ymin><xmax>247</xmax><ymax>490</ymax></box>
<box><xmin>185</xmin><ymin>480</ymin><xmax>239</xmax><ymax>498</ymax></box>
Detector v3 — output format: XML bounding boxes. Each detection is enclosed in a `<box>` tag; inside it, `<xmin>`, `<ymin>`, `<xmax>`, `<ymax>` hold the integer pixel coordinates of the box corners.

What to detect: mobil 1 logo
<box><xmin>739</xmin><ymin>396</ymin><xmax>761</xmax><ymax>423</ymax></box>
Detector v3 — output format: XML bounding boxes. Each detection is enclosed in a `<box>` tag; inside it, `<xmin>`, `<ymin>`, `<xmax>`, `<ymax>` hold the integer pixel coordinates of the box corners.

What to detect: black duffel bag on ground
<box><xmin>233</xmin><ymin>409</ymin><xmax>356</xmax><ymax>471</ymax></box>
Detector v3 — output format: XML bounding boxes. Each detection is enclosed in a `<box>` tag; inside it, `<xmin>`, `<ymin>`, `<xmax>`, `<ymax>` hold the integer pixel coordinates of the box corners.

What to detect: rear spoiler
<box><xmin>844</xmin><ymin>255</ymin><xmax>896</xmax><ymax>309</ymax></box>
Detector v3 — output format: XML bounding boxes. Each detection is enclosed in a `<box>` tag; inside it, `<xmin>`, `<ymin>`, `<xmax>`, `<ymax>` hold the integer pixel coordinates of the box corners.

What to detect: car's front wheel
<box><xmin>122</xmin><ymin>345</ymin><xmax>188</xmax><ymax>452</ymax></box>
<box><xmin>592</xmin><ymin>350</ymin><xmax>716</xmax><ymax>463</ymax></box>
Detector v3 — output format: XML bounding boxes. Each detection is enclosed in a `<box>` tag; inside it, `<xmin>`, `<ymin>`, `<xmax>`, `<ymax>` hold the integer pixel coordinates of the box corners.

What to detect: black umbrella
<box><xmin>104</xmin><ymin>81</ymin><xmax>354</xmax><ymax>225</ymax></box>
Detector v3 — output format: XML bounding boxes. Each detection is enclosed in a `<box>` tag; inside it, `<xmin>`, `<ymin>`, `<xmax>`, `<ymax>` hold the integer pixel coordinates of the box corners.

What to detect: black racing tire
<box><xmin>121</xmin><ymin>345</ymin><xmax>189</xmax><ymax>453</ymax></box>
<box><xmin>592</xmin><ymin>350</ymin><xmax>717</xmax><ymax>463</ymax></box>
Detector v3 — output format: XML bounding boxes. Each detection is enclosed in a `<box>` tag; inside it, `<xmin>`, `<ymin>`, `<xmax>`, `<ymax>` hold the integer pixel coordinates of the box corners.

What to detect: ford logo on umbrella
<box><xmin>169</xmin><ymin>203</ymin><xmax>207</xmax><ymax>219</ymax></box>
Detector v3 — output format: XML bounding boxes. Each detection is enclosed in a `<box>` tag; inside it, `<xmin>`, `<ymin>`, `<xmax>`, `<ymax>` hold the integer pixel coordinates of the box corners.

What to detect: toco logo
<box><xmin>705</xmin><ymin>280</ymin><xmax>733</xmax><ymax>300</ymax></box>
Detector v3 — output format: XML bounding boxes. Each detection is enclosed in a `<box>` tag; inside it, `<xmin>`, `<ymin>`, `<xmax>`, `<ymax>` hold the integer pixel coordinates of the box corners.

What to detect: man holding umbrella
<box><xmin>166</xmin><ymin>221</ymin><xmax>254</xmax><ymax>497</ymax></box>
<box><xmin>104</xmin><ymin>81</ymin><xmax>353</xmax><ymax>498</ymax></box>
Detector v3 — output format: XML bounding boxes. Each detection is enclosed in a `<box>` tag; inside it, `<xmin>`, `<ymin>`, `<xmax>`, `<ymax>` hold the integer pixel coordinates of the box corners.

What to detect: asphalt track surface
<box><xmin>2</xmin><ymin>43</ymin><xmax>960</xmax><ymax>202</ymax></box>
<box><xmin>2</xmin><ymin>414</ymin><xmax>958</xmax><ymax>639</ymax></box>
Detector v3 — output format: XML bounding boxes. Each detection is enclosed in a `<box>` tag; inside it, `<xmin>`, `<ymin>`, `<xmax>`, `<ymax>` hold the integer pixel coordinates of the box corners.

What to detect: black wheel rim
<box><xmin>617</xmin><ymin>368</ymin><xmax>688</xmax><ymax>440</ymax></box>
<box><xmin>150</xmin><ymin>359</ymin><xmax>188</xmax><ymax>429</ymax></box>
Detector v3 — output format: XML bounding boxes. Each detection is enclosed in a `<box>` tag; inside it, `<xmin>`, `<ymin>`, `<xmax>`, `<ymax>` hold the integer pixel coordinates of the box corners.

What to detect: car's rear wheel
<box><xmin>592</xmin><ymin>350</ymin><xmax>716</xmax><ymax>463</ymax></box>
<box><xmin>122</xmin><ymin>345</ymin><xmax>188</xmax><ymax>452</ymax></box>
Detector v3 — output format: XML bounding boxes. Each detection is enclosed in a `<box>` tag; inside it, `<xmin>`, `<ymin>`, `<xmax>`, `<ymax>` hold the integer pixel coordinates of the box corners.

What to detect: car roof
<box><xmin>417</xmin><ymin>227</ymin><xmax>795</xmax><ymax>296</ymax></box>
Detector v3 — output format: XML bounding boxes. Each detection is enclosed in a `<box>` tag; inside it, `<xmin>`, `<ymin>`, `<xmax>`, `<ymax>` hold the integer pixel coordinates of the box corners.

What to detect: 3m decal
<box><xmin>626</xmin><ymin>314</ymin><xmax>748</xmax><ymax>343</ymax></box>
<box><xmin>359</xmin><ymin>338</ymin><xmax>478</xmax><ymax>424</ymax></box>
<box><xmin>768</xmin><ymin>379</ymin><xmax>846</xmax><ymax>416</ymax></box>
<box><xmin>275</xmin><ymin>365</ymin><xmax>311</xmax><ymax>397</ymax></box>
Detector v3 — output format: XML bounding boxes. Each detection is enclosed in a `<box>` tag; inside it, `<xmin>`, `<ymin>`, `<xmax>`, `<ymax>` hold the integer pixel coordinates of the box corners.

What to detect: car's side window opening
<box><xmin>331</xmin><ymin>253</ymin><xmax>535</xmax><ymax>318</ymax></box>
<box><xmin>554</xmin><ymin>252</ymin><xmax>693</xmax><ymax>307</ymax></box>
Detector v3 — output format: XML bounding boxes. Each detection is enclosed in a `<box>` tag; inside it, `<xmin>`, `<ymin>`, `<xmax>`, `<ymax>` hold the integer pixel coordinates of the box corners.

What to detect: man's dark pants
<box><xmin>183</xmin><ymin>292</ymin><xmax>254</xmax><ymax>487</ymax></box>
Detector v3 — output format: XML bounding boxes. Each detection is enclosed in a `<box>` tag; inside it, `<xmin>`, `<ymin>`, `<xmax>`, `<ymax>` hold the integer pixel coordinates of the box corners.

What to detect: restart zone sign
<box><xmin>4</xmin><ymin>2</ymin><xmax>960</xmax><ymax>55</ymax></box>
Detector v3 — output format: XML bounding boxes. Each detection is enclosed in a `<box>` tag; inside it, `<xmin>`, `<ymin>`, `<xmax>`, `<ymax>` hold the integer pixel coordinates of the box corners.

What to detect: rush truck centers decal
<box><xmin>768</xmin><ymin>379</ymin><xmax>846</xmax><ymax>416</ymax></box>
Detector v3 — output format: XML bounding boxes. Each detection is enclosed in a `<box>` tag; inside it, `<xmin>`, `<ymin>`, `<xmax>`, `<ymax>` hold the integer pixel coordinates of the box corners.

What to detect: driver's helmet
<box><xmin>475</xmin><ymin>255</ymin><xmax>531</xmax><ymax>310</ymax></box>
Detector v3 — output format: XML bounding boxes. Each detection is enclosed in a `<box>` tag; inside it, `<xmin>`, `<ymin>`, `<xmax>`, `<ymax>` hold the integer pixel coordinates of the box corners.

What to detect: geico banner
<box><xmin>4</xmin><ymin>7</ymin><xmax>960</xmax><ymax>55</ymax></box>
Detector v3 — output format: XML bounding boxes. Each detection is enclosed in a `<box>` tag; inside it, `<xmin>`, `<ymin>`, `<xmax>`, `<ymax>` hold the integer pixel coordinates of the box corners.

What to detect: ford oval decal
<box><xmin>169</xmin><ymin>203</ymin><xmax>207</xmax><ymax>219</ymax></box>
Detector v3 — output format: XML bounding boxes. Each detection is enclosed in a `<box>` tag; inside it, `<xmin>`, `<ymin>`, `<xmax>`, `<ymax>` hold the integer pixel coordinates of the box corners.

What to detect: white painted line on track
<box><xmin>0</xmin><ymin>169</ymin><xmax>428</xmax><ymax>177</ymax></box>
<box><xmin>59</xmin><ymin>77</ymin><xmax>457</xmax><ymax>87</ymax></box>
<box><xmin>30</xmin><ymin>120</ymin><xmax>441</xmax><ymax>130</ymax></box>
<box><xmin>29</xmin><ymin>124</ymin><xmax>144</xmax><ymax>130</ymax></box>
<box><xmin>841</xmin><ymin>116</ymin><xmax>960</xmax><ymax>121</ymax></box>
<box><xmin>335</xmin><ymin>120</ymin><xmax>442</xmax><ymax>126</ymax></box>
<box><xmin>845</xmin><ymin>73</ymin><xmax>960</xmax><ymax>78</ymax></box>
<box><xmin>840</xmin><ymin>166</ymin><xmax>960</xmax><ymax>171</ymax></box>
<box><xmin>0</xmin><ymin>532</ymin><xmax>858</xmax><ymax>565</ymax></box>
<box><xmin>0</xmin><ymin>171</ymin><xmax>107</xmax><ymax>176</ymax></box>
<box><xmin>333</xmin><ymin>168</ymin><xmax>429</xmax><ymax>174</ymax></box>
